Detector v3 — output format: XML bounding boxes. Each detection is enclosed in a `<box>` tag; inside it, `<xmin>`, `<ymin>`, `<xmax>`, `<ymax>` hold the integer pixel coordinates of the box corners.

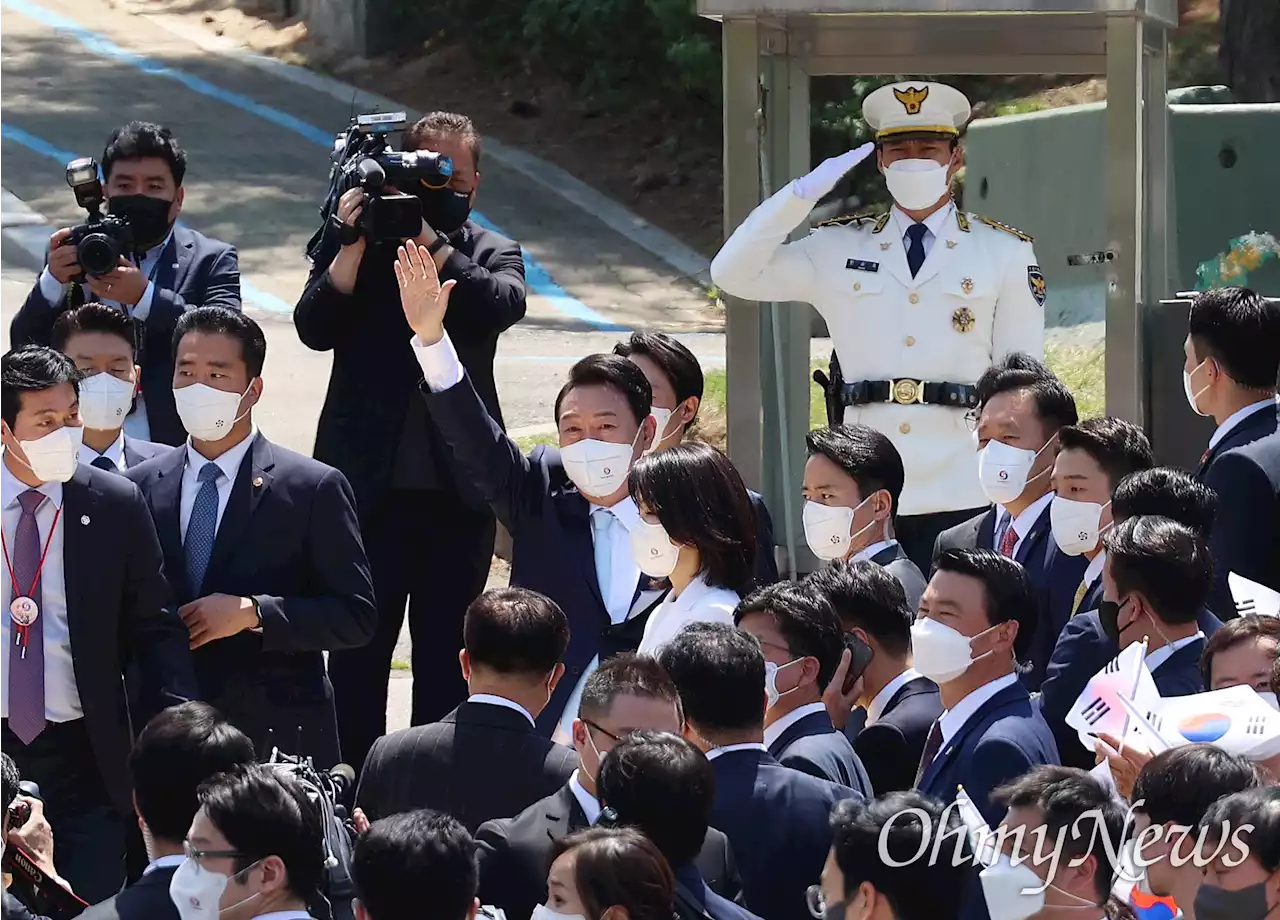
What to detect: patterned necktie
<box><xmin>184</xmin><ymin>463</ymin><xmax>223</xmax><ymax>595</ymax></box>
<box><xmin>998</xmin><ymin>517</ymin><xmax>1018</xmax><ymax>558</ymax></box>
<box><xmin>9</xmin><ymin>490</ymin><xmax>48</xmax><ymax>744</ymax></box>
<box><xmin>592</xmin><ymin>509</ymin><xmax>615</xmax><ymax>614</ymax></box>
<box><xmin>914</xmin><ymin>719</ymin><xmax>945</xmax><ymax>787</ymax></box>
<box><xmin>905</xmin><ymin>222</ymin><xmax>929</xmax><ymax>278</ymax></box>
<box><xmin>1071</xmin><ymin>577</ymin><xmax>1092</xmax><ymax>616</ymax></box>
<box><xmin>90</xmin><ymin>455</ymin><xmax>116</xmax><ymax>472</ymax></box>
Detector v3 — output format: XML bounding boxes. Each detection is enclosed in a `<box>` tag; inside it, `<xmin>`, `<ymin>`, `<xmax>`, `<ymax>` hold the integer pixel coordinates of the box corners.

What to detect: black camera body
<box><xmin>350</xmin><ymin>158</ymin><xmax>422</xmax><ymax>242</ymax></box>
<box><xmin>64</xmin><ymin>157</ymin><xmax>134</xmax><ymax>278</ymax></box>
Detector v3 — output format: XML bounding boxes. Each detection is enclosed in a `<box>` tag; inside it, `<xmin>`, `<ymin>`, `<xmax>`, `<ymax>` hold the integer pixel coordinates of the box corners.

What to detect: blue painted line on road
<box><xmin>1</xmin><ymin>0</ymin><xmax>628</xmax><ymax>331</ymax></box>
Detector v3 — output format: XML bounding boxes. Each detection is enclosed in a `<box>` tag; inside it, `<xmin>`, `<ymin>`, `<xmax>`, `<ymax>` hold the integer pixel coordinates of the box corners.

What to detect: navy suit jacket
<box><xmin>767</xmin><ymin>709</ymin><xmax>873</xmax><ymax>794</ymax></box>
<box><xmin>709</xmin><ymin>747</ymin><xmax>861</xmax><ymax>920</ymax></box>
<box><xmin>852</xmin><ymin>675</ymin><xmax>943</xmax><ymax>794</ymax></box>
<box><xmin>870</xmin><ymin>542</ymin><xmax>927</xmax><ymax>613</ymax></box>
<box><xmin>127</xmin><ymin>433</ymin><xmax>376</xmax><ymax>767</ymax></box>
<box><xmin>10</xmin><ymin>226</ymin><xmax>241</xmax><ymax>445</ymax></box>
<box><xmin>916</xmin><ymin>680</ymin><xmax>1059</xmax><ymax>828</ymax></box>
<box><xmin>748</xmin><ymin>490</ymin><xmax>779</xmax><ymax>587</ymax></box>
<box><xmin>1037</xmin><ymin>609</ymin><xmax>1216</xmax><ymax>768</ymax></box>
<box><xmin>122</xmin><ymin>436</ymin><xmax>173</xmax><ymax>469</ymax></box>
<box><xmin>675</xmin><ymin>863</ymin><xmax>764</xmax><ymax>920</ymax></box>
<box><xmin>78</xmin><ymin>864</ymin><xmax>178</xmax><ymax>920</ymax></box>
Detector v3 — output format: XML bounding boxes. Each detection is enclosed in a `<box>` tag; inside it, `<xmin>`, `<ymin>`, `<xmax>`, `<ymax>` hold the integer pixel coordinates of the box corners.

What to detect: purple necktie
<box><xmin>8</xmin><ymin>490</ymin><xmax>47</xmax><ymax>744</ymax></box>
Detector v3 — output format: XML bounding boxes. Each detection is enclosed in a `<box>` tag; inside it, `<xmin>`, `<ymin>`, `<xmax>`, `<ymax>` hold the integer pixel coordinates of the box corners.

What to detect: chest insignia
<box><xmin>952</xmin><ymin>307</ymin><xmax>976</xmax><ymax>333</ymax></box>
<box><xmin>846</xmin><ymin>259</ymin><xmax>880</xmax><ymax>273</ymax></box>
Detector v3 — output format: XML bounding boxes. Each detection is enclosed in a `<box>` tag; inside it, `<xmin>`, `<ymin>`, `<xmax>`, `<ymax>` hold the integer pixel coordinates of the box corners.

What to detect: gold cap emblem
<box><xmin>893</xmin><ymin>85</ymin><xmax>929</xmax><ymax>115</ymax></box>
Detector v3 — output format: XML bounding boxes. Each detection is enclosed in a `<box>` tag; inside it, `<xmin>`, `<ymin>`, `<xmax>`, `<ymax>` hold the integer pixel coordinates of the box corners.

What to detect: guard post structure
<box><xmin>703</xmin><ymin>0</ymin><xmax>1178</xmax><ymax>576</ymax></box>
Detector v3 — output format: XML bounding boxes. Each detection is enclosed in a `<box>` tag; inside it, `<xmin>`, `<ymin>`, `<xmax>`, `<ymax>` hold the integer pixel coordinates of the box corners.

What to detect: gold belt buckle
<box><xmin>889</xmin><ymin>379</ymin><xmax>924</xmax><ymax>405</ymax></box>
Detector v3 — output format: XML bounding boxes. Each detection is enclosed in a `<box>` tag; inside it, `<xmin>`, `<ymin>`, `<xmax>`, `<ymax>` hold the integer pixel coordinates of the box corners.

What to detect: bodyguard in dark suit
<box><xmin>355</xmin><ymin>587</ymin><xmax>576</xmax><ymax>830</ymax></box>
<box><xmin>0</xmin><ymin>347</ymin><xmax>196</xmax><ymax>902</ymax></box>
<box><xmin>9</xmin><ymin>123</ymin><xmax>240</xmax><ymax>446</ymax></box>
<box><xmin>127</xmin><ymin>308</ymin><xmax>376</xmax><ymax>769</ymax></box>
<box><xmin>299</xmin><ymin>114</ymin><xmax>526</xmax><ymax>778</ymax></box>
<box><xmin>78</xmin><ymin>702</ymin><xmax>256</xmax><ymax>920</ymax></box>
<box><xmin>658</xmin><ymin>623</ymin><xmax>861</xmax><ymax>920</ymax></box>
<box><xmin>806</xmin><ymin>557</ymin><xmax>943</xmax><ymax>794</ymax></box>
<box><xmin>1208</xmin><ymin>429</ymin><xmax>1280</xmax><ymax>613</ymax></box>
<box><xmin>913</xmin><ymin>550</ymin><xmax>1058</xmax><ymax>827</ymax></box>
<box><xmin>734</xmin><ymin>582</ymin><xmax>872</xmax><ymax>793</ymax></box>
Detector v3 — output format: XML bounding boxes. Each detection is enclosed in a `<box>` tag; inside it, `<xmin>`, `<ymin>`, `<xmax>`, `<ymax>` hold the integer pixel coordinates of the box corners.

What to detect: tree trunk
<box><xmin>1219</xmin><ymin>0</ymin><xmax>1280</xmax><ymax>102</ymax></box>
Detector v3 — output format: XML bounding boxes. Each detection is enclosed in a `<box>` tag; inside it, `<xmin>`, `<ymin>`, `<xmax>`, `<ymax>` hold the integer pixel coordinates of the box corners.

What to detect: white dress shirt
<box><xmin>179</xmin><ymin>428</ymin><xmax>257</xmax><ymax>541</ymax></box>
<box><xmin>938</xmin><ymin>673</ymin><xmax>1018</xmax><ymax>748</ymax></box>
<box><xmin>0</xmin><ymin>462</ymin><xmax>82</xmax><ymax>721</ymax></box>
<box><xmin>467</xmin><ymin>693</ymin><xmax>536</xmax><ymax>727</ymax></box>
<box><xmin>704</xmin><ymin>741</ymin><xmax>767</xmax><ymax>761</ymax></box>
<box><xmin>142</xmin><ymin>854</ymin><xmax>186</xmax><ymax>876</ymax></box>
<box><xmin>87</xmin><ymin>430</ymin><xmax>128</xmax><ymax>472</ymax></box>
<box><xmin>865</xmin><ymin>667</ymin><xmax>923</xmax><ymax>726</ymax></box>
<box><xmin>1208</xmin><ymin>397</ymin><xmax>1279</xmax><ymax>451</ymax></box>
<box><xmin>1145</xmin><ymin>632</ymin><xmax>1205</xmax><ymax>673</ymax></box>
<box><xmin>891</xmin><ymin>203</ymin><xmax>954</xmax><ymax>262</ymax></box>
<box><xmin>993</xmin><ymin>490</ymin><xmax>1054</xmax><ymax>558</ymax></box>
<box><xmin>637</xmin><ymin>571</ymin><xmax>739</xmax><ymax>654</ymax></box>
<box><xmin>1079</xmin><ymin>550</ymin><xmax>1106</xmax><ymax>601</ymax></box>
<box><xmin>853</xmin><ymin>538</ymin><xmax>897</xmax><ymax>564</ymax></box>
<box><xmin>568</xmin><ymin>769</ymin><xmax>601</xmax><ymax>824</ymax></box>
<box><xmin>763</xmin><ymin>701</ymin><xmax>827</xmax><ymax>750</ymax></box>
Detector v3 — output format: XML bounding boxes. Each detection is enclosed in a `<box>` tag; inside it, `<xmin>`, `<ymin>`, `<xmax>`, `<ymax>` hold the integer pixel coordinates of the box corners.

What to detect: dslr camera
<box><xmin>63</xmin><ymin>157</ymin><xmax>134</xmax><ymax>278</ymax></box>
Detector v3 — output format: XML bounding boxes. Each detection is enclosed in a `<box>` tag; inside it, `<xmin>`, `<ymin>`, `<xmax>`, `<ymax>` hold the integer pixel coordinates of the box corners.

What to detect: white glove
<box><xmin>792</xmin><ymin>142</ymin><xmax>876</xmax><ymax>201</ymax></box>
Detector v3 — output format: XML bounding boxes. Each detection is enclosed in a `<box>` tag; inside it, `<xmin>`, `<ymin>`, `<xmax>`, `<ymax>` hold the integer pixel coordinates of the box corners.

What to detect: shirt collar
<box><xmin>938</xmin><ymin>673</ymin><xmax>1018</xmax><ymax>747</ymax></box>
<box><xmin>1145</xmin><ymin>632</ymin><xmax>1205</xmax><ymax>672</ymax></box>
<box><xmin>703</xmin><ymin>742</ymin><xmax>767</xmax><ymax>761</ymax></box>
<box><xmin>184</xmin><ymin>426</ymin><xmax>258</xmax><ymax>483</ymax></box>
<box><xmin>140</xmin><ymin>229</ymin><xmax>174</xmax><ymax>264</ymax></box>
<box><xmin>92</xmin><ymin>430</ymin><xmax>127</xmax><ymax>471</ymax></box>
<box><xmin>763</xmin><ymin>701</ymin><xmax>827</xmax><ymax>749</ymax></box>
<box><xmin>892</xmin><ymin>202</ymin><xmax>954</xmax><ymax>243</ymax></box>
<box><xmin>467</xmin><ymin>693</ymin><xmax>535</xmax><ymax>727</ymax></box>
<box><xmin>866</xmin><ymin>668</ymin><xmax>922</xmax><ymax>726</ymax></box>
<box><xmin>591</xmin><ymin>496</ymin><xmax>640</xmax><ymax>533</ymax></box>
<box><xmin>1208</xmin><ymin>397</ymin><xmax>1278</xmax><ymax>450</ymax></box>
<box><xmin>568</xmin><ymin>769</ymin><xmax>601</xmax><ymax>824</ymax></box>
<box><xmin>1</xmin><ymin>457</ymin><xmax>64</xmax><ymax>509</ymax></box>
<box><xmin>853</xmin><ymin>538</ymin><xmax>897</xmax><ymax>564</ymax></box>
<box><xmin>999</xmin><ymin>489</ymin><xmax>1055</xmax><ymax>541</ymax></box>
<box><xmin>1083</xmin><ymin>550</ymin><xmax>1107</xmax><ymax>589</ymax></box>
<box><xmin>142</xmin><ymin>854</ymin><xmax>186</xmax><ymax>875</ymax></box>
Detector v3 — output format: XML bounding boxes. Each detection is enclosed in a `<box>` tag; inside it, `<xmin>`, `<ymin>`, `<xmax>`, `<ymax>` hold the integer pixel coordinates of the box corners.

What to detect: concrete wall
<box><xmin>298</xmin><ymin>0</ymin><xmax>367</xmax><ymax>56</ymax></box>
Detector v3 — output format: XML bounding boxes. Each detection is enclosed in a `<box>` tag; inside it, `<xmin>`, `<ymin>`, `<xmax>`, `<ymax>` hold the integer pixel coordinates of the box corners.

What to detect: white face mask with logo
<box><xmin>803</xmin><ymin>495</ymin><xmax>881</xmax><ymax>561</ymax></box>
<box><xmin>560</xmin><ymin>428</ymin><xmax>642</xmax><ymax>499</ymax></box>
<box><xmin>173</xmin><ymin>383</ymin><xmax>251</xmax><ymax>443</ymax></box>
<box><xmin>1049</xmin><ymin>496</ymin><xmax>1110</xmax><ymax>556</ymax></box>
<box><xmin>910</xmin><ymin>617</ymin><xmax>999</xmax><ymax>684</ymax></box>
<box><xmin>1183</xmin><ymin>359</ymin><xmax>1212</xmax><ymax>417</ymax></box>
<box><xmin>629</xmin><ymin>518</ymin><xmax>681</xmax><ymax>578</ymax></box>
<box><xmin>980</xmin><ymin>851</ymin><xmax>1097</xmax><ymax>920</ymax></box>
<box><xmin>883</xmin><ymin>158</ymin><xmax>950</xmax><ymax>211</ymax></box>
<box><xmin>169</xmin><ymin>857</ymin><xmax>262</xmax><ymax>920</ymax></box>
<box><xmin>78</xmin><ymin>372</ymin><xmax>135</xmax><ymax>430</ymax></box>
<box><xmin>978</xmin><ymin>437</ymin><xmax>1053</xmax><ymax>506</ymax></box>
<box><xmin>15</xmin><ymin>424</ymin><xmax>84</xmax><ymax>483</ymax></box>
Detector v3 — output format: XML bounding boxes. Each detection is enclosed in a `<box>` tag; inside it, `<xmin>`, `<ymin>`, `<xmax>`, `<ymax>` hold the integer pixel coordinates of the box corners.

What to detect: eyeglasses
<box><xmin>582</xmin><ymin>719</ymin><xmax>622</xmax><ymax>744</ymax></box>
<box><xmin>183</xmin><ymin>840</ymin><xmax>245</xmax><ymax>868</ymax></box>
<box><xmin>805</xmin><ymin>885</ymin><xmax>847</xmax><ymax>920</ymax></box>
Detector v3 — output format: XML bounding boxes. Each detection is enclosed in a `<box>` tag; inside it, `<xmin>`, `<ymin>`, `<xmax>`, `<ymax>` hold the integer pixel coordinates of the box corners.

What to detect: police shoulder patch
<box><xmin>1027</xmin><ymin>265</ymin><xmax>1047</xmax><ymax>307</ymax></box>
<box><xmin>975</xmin><ymin>215</ymin><xmax>1033</xmax><ymax>243</ymax></box>
<box><xmin>816</xmin><ymin>212</ymin><xmax>876</xmax><ymax>229</ymax></box>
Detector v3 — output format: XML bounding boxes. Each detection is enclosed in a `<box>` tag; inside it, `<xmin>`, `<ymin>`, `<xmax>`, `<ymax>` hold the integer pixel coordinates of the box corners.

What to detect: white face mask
<box><xmin>1183</xmin><ymin>359</ymin><xmax>1211</xmax><ymax>417</ymax></box>
<box><xmin>630</xmin><ymin>518</ymin><xmax>681</xmax><ymax>578</ymax></box>
<box><xmin>1259</xmin><ymin>691</ymin><xmax>1279</xmax><ymax>711</ymax></box>
<box><xmin>980</xmin><ymin>852</ymin><xmax>1097</xmax><ymax>920</ymax></box>
<box><xmin>764</xmin><ymin>658</ymin><xmax>802</xmax><ymax>709</ymax></box>
<box><xmin>1049</xmin><ymin>496</ymin><xmax>1110</xmax><ymax>556</ymax></box>
<box><xmin>78</xmin><ymin>372</ymin><xmax>135</xmax><ymax>431</ymax></box>
<box><xmin>803</xmin><ymin>496</ymin><xmax>881</xmax><ymax>562</ymax></box>
<box><xmin>173</xmin><ymin>383</ymin><xmax>250</xmax><ymax>442</ymax></box>
<box><xmin>560</xmin><ymin>428</ymin><xmax>641</xmax><ymax>499</ymax></box>
<box><xmin>910</xmin><ymin>617</ymin><xmax>997</xmax><ymax>684</ymax></box>
<box><xmin>169</xmin><ymin>857</ymin><xmax>261</xmax><ymax>920</ymax></box>
<box><xmin>644</xmin><ymin>407</ymin><xmax>675</xmax><ymax>454</ymax></box>
<box><xmin>532</xmin><ymin>905</ymin><xmax>586</xmax><ymax>920</ymax></box>
<box><xmin>978</xmin><ymin>438</ymin><xmax>1053</xmax><ymax>506</ymax></box>
<box><xmin>15</xmin><ymin>425</ymin><xmax>84</xmax><ymax>483</ymax></box>
<box><xmin>883</xmin><ymin>158</ymin><xmax>951</xmax><ymax>211</ymax></box>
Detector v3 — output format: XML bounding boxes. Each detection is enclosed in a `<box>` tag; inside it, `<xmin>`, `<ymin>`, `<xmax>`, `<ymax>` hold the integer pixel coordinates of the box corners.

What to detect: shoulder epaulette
<box><xmin>871</xmin><ymin>212</ymin><xmax>892</xmax><ymax>234</ymax></box>
<box><xmin>974</xmin><ymin>215</ymin><xmax>1033</xmax><ymax>242</ymax></box>
<box><xmin>817</xmin><ymin>212</ymin><xmax>877</xmax><ymax>229</ymax></box>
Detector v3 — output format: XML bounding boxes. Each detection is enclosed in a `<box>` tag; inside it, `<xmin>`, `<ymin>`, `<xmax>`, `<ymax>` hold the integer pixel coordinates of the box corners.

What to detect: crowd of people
<box><xmin>2</xmin><ymin>78</ymin><xmax>1280</xmax><ymax>920</ymax></box>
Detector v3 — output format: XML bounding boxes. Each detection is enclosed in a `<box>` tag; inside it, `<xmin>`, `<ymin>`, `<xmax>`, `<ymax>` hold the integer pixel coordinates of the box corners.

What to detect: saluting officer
<box><xmin>710</xmin><ymin>80</ymin><xmax>1046</xmax><ymax>570</ymax></box>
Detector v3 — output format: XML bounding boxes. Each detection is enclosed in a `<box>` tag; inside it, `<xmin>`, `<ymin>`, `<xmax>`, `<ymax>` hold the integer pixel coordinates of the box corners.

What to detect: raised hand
<box><xmin>395</xmin><ymin>241</ymin><xmax>456</xmax><ymax>345</ymax></box>
<box><xmin>793</xmin><ymin>142</ymin><xmax>877</xmax><ymax>202</ymax></box>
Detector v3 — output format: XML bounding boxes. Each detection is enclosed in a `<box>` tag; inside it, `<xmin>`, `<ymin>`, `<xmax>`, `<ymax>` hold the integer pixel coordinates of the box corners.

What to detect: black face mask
<box><xmin>420</xmin><ymin>187</ymin><xmax>472</xmax><ymax>235</ymax></box>
<box><xmin>1097</xmin><ymin>597</ymin><xmax>1128</xmax><ymax>647</ymax></box>
<box><xmin>108</xmin><ymin>194</ymin><xmax>174</xmax><ymax>250</ymax></box>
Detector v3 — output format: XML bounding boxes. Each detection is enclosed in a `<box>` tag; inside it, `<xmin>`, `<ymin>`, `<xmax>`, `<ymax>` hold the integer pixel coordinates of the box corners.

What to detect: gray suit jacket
<box><xmin>871</xmin><ymin>542</ymin><xmax>927</xmax><ymax>613</ymax></box>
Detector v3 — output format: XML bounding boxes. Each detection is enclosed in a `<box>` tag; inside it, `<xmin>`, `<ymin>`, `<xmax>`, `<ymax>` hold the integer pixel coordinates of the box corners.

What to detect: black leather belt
<box><xmin>838</xmin><ymin>379</ymin><xmax>980</xmax><ymax>409</ymax></box>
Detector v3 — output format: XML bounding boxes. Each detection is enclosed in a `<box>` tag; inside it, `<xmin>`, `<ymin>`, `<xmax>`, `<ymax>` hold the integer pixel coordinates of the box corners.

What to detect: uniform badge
<box><xmin>1027</xmin><ymin>266</ymin><xmax>1047</xmax><ymax>306</ymax></box>
<box><xmin>952</xmin><ymin>307</ymin><xmax>975</xmax><ymax>332</ymax></box>
<box><xmin>960</xmin><ymin>277</ymin><xmax>974</xmax><ymax>295</ymax></box>
<box><xmin>893</xmin><ymin>85</ymin><xmax>929</xmax><ymax>115</ymax></box>
<box><xmin>880</xmin><ymin>242</ymin><xmax>892</xmax><ymax>251</ymax></box>
<box><xmin>845</xmin><ymin>259</ymin><xmax>880</xmax><ymax>272</ymax></box>
<box><xmin>946</xmin><ymin>240</ymin><xmax>957</xmax><ymax>249</ymax></box>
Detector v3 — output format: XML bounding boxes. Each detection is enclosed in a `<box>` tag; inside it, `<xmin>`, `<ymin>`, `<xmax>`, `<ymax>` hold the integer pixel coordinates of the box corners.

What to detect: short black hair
<box><xmin>553</xmin><ymin>354</ymin><xmax>652</xmax><ymax>428</ymax></box>
<box><xmin>612</xmin><ymin>332</ymin><xmax>704</xmax><ymax>416</ymax></box>
<box><xmin>734</xmin><ymin>581</ymin><xmax>846</xmax><ymax>690</ymax></box>
<box><xmin>1</xmin><ymin>753</ymin><xmax>19</xmax><ymax>815</ymax></box>
<box><xmin>1103</xmin><ymin>516</ymin><xmax>1212</xmax><ymax>626</ymax></box>
<box><xmin>103</xmin><ymin>121</ymin><xmax>187</xmax><ymax>186</ymax></box>
<box><xmin>462</xmin><ymin>587</ymin><xmax>570</xmax><ymax>678</ymax></box>
<box><xmin>1132</xmin><ymin>744</ymin><xmax>1262</xmax><ymax>827</ymax></box>
<box><xmin>628</xmin><ymin>442</ymin><xmax>757</xmax><ymax>596</ymax></box>
<box><xmin>1188</xmin><ymin>287</ymin><xmax>1280</xmax><ymax>390</ymax></box>
<box><xmin>1199</xmin><ymin>787</ymin><xmax>1280</xmax><ymax>874</ymax></box>
<box><xmin>993</xmin><ymin>766</ymin><xmax>1127</xmax><ymax>906</ymax></box>
<box><xmin>596</xmin><ymin>731</ymin><xmax>713</xmax><ymax>867</ymax></box>
<box><xmin>976</xmin><ymin>352</ymin><xmax>1079</xmax><ymax>433</ymax></box>
<box><xmin>932</xmin><ymin>549</ymin><xmax>1037</xmax><ymax>660</ymax></box>
<box><xmin>1111</xmin><ymin>468</ymin><xmax>1217</xmax><ymax>540</ymax></box>
<box><xmin>172</xmin><ymin>307</ymin><xmax>267</xmax><ymax>379</ymax></box>
<box><xmin>1200</xmin><ymin>615</ymin><xmax>1280</xmax><ymax>687</ymax></box>
<box><xmin>1</xmin><ymin>346</ymin><xmax>82</xmax><ymax>429</ymax></box>
<box><xmin>197</xmin><ymin>765</ymin><xmax>325</xmax><ymax>900</ymax></box>
<box><xmin>805</xmin><ymin>424</ymin><xmax>907</xmax><ymax>519</ymax></box>
<box><xmin>130</xmin><ymin>702</ymin><xmax>256</xmax><ymax>844</ymax></box>
<box><xmin>1056</xmin><ymin>417</ymin><xmax>1154</xmax><ymax>493</ymax></box>
<box><xmin>803</xmin><ymin>559</ymin><xmax>914</xmax><ymax>658</ymax></box>
<box><xmin>353</xmin><ymin>809</ymin><xmax>477</xmax><ymax>920</ymax></box>
<box><xmin>830</xmin><ymin>792</ymin><xmax>972</xmax><ymax>914</ymax></box>
<box><xmin>406</xmin><ymin>111</ymin><xmax>482</xmax><ymax>169</ymax></box>
<box><xmin>578</xmin><ymin>653</ymin><xmax>681</xmax><ymax>724</ymax></box>
<box><xmin>657</xmin><ymin>622</ymin><xmax>765</xmax><ymax>735</ymax></box>
<box><xmin>50</xmin><ymin>303</ymin><xmax>138</xmax><ymax>357</ymax></box>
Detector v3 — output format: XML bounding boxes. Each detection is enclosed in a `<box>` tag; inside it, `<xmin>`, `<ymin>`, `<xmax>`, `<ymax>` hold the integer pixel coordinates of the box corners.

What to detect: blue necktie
<box><xmin>90</xmin><ymin>455</ymin><xmax>116</xmax><ymax>472</ymax></box>
<box><xmin>184</xmin><ymin>463</ymin><xmax>223</xmax><ymax>594</ymax></box>
<box><xmin>906</xmin><ymin>222</ymin><xmax>928</xmax><ymax>278</ymax></box>
<box><xmin>592</xmin><ymin>510</ymin><xmax>615</xmax><ymax>614</ymax></box>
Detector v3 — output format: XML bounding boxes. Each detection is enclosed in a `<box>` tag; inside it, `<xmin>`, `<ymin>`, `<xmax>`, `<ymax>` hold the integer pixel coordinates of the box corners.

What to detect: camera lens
<box><xmin>78</xmin><ymin>233</ymin><xmax>119</xmax><ymax>277</ymax></box>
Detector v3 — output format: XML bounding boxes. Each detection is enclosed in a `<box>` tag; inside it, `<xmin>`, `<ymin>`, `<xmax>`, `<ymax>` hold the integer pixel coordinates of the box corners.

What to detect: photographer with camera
<box><xmin>296</xmin><ymin>111</ymin><xmax>527</xmax><ymax>777</ymax></box>
<box><xmin>10</xmin><ymin>122</ymin><xmax>241</xmax><ymax>446</ymax></box>
<box><xmin>2</xmin><ymin>752</ymin><xmax>71</xmax><ymax>920</ymax></box>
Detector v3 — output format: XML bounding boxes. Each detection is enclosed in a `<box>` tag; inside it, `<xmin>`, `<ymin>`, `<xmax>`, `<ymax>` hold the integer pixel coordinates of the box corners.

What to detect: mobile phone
<box><xmin>842</xmin><ymin>633</ymin><xmax>875</xmax><ymax>694</ymax></box>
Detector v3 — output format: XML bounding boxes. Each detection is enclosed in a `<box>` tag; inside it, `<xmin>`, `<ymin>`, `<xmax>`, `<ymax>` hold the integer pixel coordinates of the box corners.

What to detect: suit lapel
<box><xmin>555</xmin><ymin>491</ymin><xmax>608</xmax><ymax>619</ymax></box>
<box><xmin>545</xmin><ymin>783</ymin><xmax>587</xmax><ymax>841</ymax></box>
<box><xmin>149</xmin><ymin>447</ymin><xmax>189</xmax><ymax>599</ymax></box>
<box><xmin>1014</xmin><ymin>505</ymin><xmax>1050</xmax><ymax>566</ymax></box>
<box><xmin>976</xmin><ymin>508</ymin><xmax>997</xmax><ymax>551</ymax></box>
<box><xmin>122</xmin><ymin>437</ymin><xmax>141</xmax><ymax>470</ymax></box>
<box><xmin>875</xmin><ymin>215</ymin><xmax>915</xmax><ymax>289</ymax></box>
<box><xmin>204</xmin><ymin>434</ymin><xmax>274</xmax><ymax>586</ymax></box>
<box><xmin>60</xmin><ymin>470</ymin><xmax>98</xmax><ymax>663</ymax></box>
<box><xmin>158</xmin><ymin>228</ymin><xmax>192</xmax><ymax>295</ymax></box>
<box><xmin>920</xmin><ymin>683</ymin><xmax>1025</xmax><ymax>791</ymax></box>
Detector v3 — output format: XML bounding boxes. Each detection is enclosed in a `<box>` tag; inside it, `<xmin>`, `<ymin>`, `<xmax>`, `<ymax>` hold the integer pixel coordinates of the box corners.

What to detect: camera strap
<box><xmin>330</xmin><ymin>213</ymin><xmax>362</xmax><ymax>247</ymax></box>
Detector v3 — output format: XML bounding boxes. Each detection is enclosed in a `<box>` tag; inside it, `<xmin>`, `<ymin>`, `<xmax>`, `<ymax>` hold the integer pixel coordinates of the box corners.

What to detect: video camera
<box><xmin>3</xmin><ymin>781</ymin><xmax>90</xmax><ymax>919</ymax></box>
<box><xmin>317</xmin><ymin>112</ymin><xmax>454</xmax><ymax>246</ymax></box>
<box><xmin>62</xmin><ymin>157</ymin><xmax>134</xmax><ymax>279</ymax></box>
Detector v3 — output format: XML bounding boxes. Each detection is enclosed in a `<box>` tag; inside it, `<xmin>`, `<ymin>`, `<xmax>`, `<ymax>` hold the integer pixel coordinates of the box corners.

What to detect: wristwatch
<box><xmin>425</xmin><ymin>231</ymin><xmax>450</xmax><ymax>255</ymax></box>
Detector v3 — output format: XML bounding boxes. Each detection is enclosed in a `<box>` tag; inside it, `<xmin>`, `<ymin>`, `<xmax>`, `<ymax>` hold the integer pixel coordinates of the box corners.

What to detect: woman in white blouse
<box><xmin>629</xmin><ymin>442</ymin><xmax>759</xmax><ymax>654</ymax></box>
